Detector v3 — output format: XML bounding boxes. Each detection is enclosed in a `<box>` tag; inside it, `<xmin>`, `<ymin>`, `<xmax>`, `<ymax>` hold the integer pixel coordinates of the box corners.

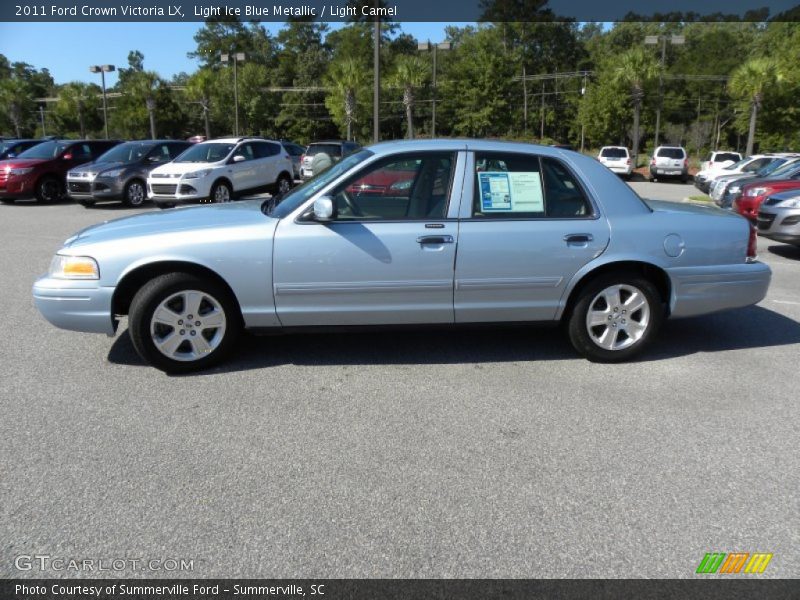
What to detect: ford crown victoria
<box><xmin>33</xmin><ymin>140</ymin><xmax>771</xmax><ymax>373</ymax></box>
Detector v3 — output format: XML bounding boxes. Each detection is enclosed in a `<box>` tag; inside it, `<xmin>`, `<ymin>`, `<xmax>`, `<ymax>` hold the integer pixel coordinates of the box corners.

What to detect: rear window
<box><xmin>715</xmin><ymin>153</ymin><xmax>740</xmax><ymax>163</ymax></box>
<box><xmin>600</xmin><ymin>148</ymin><xmax>627</xmax><ymax>158</ymax></box>
<box><xmin>656</xmin><ymin>148</ymin><xmax>686</xmax><ymax>159</ymax></box>
<box><xmin>306</xmin><ymin>144</ymin><xmax>342</xmax><ymax>158</ymax></box>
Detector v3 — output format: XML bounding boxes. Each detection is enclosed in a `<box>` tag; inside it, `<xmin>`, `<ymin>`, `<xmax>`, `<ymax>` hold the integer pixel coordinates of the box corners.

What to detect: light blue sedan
<box><xmin>33</xmin><ymin>140</ymin><xmax>771</xmax><ymax>372</ymax></box>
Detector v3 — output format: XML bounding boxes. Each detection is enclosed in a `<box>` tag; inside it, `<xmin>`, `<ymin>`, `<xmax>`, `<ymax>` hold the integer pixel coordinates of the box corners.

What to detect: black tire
<box><xmin>35</xmin><ymin>176</ymin><xmax>63</xmax><ymax>203</ymax></box>
<box><xmin>78</xmin><ymin>199</ymin><xmax>96</xmax><ymax>208</ymax></box>
<box><xmin>210</xmin><ymin>180</ymin><xmax>233</xmax><ymax>203</ymax></box>
<box><xmin>275</xmin><ymin>173</ymin><xmax>293</xmax><ymax>196</ymax></box>
<box><xmin>0</xmin><ymin>198</ymin><xmax>14</xmax><ymax>204</ymax></box>
<box><xmin>567</xmin><ymin>273</ymin><xmax>664</xmax><ymax>363</ymax></box>
<box><xmin>123</xmin><ymin>179</ymin><xmax>147</xmax><ymax>207</ymax></box>
<box><xmin>128</xmin><ymin>272</ymin><xmax>242</xmax><ymax>374</ymax></box>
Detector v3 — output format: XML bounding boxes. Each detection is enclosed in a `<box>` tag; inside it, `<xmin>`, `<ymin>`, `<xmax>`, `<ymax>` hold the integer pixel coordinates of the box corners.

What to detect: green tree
<box><xmin>55</xmin><ymin>82</ymin><xmax>100</xmax><ymax>138</ymax></box>
<box><xmin>390</xmin><ymin>55</ymin><xmax>429</xmax><ymax>138</ymax></box>
<box><xmin>728</xmin><ymin>58</ymin><xmax>785</xmax><ymax>156</ymax></box>
<box><xmin>0</xmin><ymin>77</ymin><xmax>34</xmax><ymax>137</ymax></box>
<box><xmin>325</xmin><ymin>58</ymin><xmax>368</xmax><ymax>141</ymax></box>
<box><xmin>185</xmin><ymin>68</ymin><xmax>216</xmax><ymax>138</ymax></box>
<box><xmin>612</xmin><ymin>47</ymin><xmax>658</xmax><ymax>164</ymax></box>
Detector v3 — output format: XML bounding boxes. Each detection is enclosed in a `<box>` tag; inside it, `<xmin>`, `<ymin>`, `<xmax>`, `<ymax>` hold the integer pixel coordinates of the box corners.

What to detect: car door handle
<box><xmin>563</xmin><ymin>233</ymin><xmax>593</xmax><ymax>244</ymax></box>
<box><xmin>417</xmin><ymin>235</ymin><xmax>454</xmax><ymax>244</ymax></box>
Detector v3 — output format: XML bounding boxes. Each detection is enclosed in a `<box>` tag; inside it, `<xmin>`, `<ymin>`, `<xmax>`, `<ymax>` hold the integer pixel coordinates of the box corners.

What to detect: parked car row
<box><xmin>0</xmin><ymin>136</ymin><xmax>361</xmax><ymax>208</ymax></box>
<box><xmin>596</xmin><ymin>145</ymin><xmax>710</xmax><ymax>183</ymax></box>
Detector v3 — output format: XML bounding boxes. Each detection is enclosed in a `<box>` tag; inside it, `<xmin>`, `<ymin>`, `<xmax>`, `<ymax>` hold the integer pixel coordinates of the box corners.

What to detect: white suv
<box><xmin>649</xmin><ymin>146</ymin><xmax>689</xmax><ymax>182</ymax></box>
<box><xmin>597</xmin><ymin>146</ymin><xmax>632</xmax><ymax>177</ymax></box>
<box><xmin>147</xmin><ymin>137</ymin><xmax>294</xmax><ymax>207</ymax></box>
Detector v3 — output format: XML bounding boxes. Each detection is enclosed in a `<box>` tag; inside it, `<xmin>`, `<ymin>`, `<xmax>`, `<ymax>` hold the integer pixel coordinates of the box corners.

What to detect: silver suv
<box><xmin>649</xmin><ymin>146</ymin><xmax>688</xmax><ymax>182</ymax></box>
<box><xmin>300</xmin><ymin>141</ymin><xmax>361</xmax><ymax>180</ymax></box>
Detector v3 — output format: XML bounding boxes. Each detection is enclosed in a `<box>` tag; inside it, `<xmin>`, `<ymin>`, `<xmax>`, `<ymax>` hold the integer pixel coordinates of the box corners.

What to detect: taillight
<box><xmin>684</xmin><ymin>159</ymin><xmax>688</xmax><ymax>167</ymax></box>
<box><xmin>626</xmin><ymin>158</ymin><xmax>631</xmax><ymax>165</ymax></box>
<box><xmin>650</xmin><ymin>158</ymin><xmax>656</xmax><ymax>166</ymax></box>
<box><xmin>300</xmin><ymin>154</ymin><xmax>305</xmax><ymax>162</ymax></box>
<box><xmin>746</xmin><ymin>222</ymin><xmax>758</xmax><ymax>262</ymax></box>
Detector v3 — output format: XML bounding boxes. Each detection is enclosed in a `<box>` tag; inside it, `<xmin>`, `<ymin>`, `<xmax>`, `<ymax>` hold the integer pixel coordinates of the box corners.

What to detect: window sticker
<box><xmin>478</xmin><ymin>171</ymin><xmax>543</xmax><ymax>212</ymax></box>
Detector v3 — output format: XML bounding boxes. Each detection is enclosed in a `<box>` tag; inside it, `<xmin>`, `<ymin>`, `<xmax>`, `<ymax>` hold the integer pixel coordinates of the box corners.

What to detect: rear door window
<box><xmin>254</xmin><ymin>142</ymin><xmax>281</xmax><ymax>158</ymax></box>
<box><xmin>307</xmin><ymin>144</ymin><xmax>342</xmax><ymax>158</ymax></box>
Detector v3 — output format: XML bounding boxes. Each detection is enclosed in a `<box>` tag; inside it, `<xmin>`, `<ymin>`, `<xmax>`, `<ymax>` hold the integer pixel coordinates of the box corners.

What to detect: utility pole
<box><xmin>373</xmin><ymin>4</ymin><xmax>380</xmax><ymax>144</ymax></box>
<box><xmin>221</xmin><ymin>52</ymin><xmax>246</xmax><ymax>136</ymax></box>
<box><xmin>418</xmin><ymin>40</ymin><xmax>452</xmax><ymax>137</ymax></box>
<box><xmin>540</xmin><ymin>81</ymin><xmax>545</xmax><ymax>141</ymax></box>
<box><xmin>89</xmin><ymin>64</ymin><xmax>115</xmax><ymax>139</ymax></box>
<box><xmin>39</xmin><ymin>105</ymin><xmax>46</xmax><ymax>137</ymax></box>
<box><xmin>645</xmin><ymin>34</ymin><xmax>684</xmax><ymax>148</ymax></box>
<box><xmin>580</xmin><ymin>72</ymin><xmax>588</xmax><ymax>152</ymax></box>
<box><xmin>522</xmin><ymin>64</ymin><xmax>528</xmax><ymax>137</ymax></box>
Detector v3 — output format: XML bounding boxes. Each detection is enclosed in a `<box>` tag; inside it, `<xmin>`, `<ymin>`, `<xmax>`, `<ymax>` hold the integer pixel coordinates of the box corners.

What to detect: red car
<box><xmin>735</xmin><ymin>177</ymin><xmax>800</xmax><ymax>221</ymax></box>
<box><xmin>0</xmin><ymin>139</ymin><xmax>120</xmax><ymax>204</ymax></box>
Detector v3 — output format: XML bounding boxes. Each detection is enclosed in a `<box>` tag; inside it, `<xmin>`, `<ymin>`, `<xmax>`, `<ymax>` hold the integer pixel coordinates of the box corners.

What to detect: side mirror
<box><xmin>63</xmin><ymin>153</ymin><xmax>73</xmax><ymax>160</ymax></box>
<box><xmin>312</xmin><ymin>196</ymin><xmax>335</xmax><ymax>222</ymax></box>
<box><xmin>232</xmin><ymin>155</ymin><xmax>245</xmax><ymax>163</ymax></box>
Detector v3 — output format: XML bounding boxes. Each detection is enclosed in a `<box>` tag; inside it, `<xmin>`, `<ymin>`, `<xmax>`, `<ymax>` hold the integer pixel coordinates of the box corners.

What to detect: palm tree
<box><xmin>326</xmin><ymin>58</ymin><xmax>367</xmax><ymax>141</ymax></box>
<box><xmin>728</xmin><ymin>58</ymin><xmax>784</xmax><ymax>156</ymax></box>
<box><xmin>186</xmin><ymin>68</ymin><xmax>216</xmax><ymax>138</ymax></box>
<box><xmin>391</xmin><ymin>55</ymin><xmax>429</xmax><ymax>139</ymax></box>
<box><xmin>612</xmin><ymin>48</ymin><xmax>659</xmax><ymax>167</ymax></box>
<box><xmin>130</xmin><ymin>71</ymin><xmax>161</xmax><ymax>138</ymax></box>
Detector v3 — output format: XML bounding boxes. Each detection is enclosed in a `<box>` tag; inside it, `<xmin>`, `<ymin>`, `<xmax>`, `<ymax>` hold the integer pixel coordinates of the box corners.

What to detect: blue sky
<box><xmin>0</xmin><ymin>22</ymin><xmax>466</xmax><ymax>86</ymax></box>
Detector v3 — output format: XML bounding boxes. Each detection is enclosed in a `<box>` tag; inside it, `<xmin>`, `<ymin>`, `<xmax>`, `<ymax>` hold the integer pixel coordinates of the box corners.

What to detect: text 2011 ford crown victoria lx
<box><xmin>33</xmin><ymin>140</ymin><xmax>771</xmax><ymax>373</ymax></box>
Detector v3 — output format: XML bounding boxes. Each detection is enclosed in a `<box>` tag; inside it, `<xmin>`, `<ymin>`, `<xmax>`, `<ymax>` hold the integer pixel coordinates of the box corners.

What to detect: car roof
<box><xmin>366</xmin><ymin>138</ymin><xmax>576</xmax><ymax>158</ymax></box>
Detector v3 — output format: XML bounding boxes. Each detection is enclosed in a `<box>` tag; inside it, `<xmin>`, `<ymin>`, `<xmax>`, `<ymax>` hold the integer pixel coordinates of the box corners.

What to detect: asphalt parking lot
<box><xmin>2</xmin><ymin>182</ymin><xmax>799</xmax><ymax>579</ymax></box>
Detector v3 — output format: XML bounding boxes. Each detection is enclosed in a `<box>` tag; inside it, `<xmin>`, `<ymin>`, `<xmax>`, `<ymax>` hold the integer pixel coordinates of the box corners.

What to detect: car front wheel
<box><xmin>128</xmin><ymin>273</ymin><xmax>241</xmax><ymax>373</ymax></box>
<box><xmin>124</xmin><ymin>179</ymin><xmax>147</xmax><ymax>207</ymax></box>
<box><xmin>567</xmin><ymin>274</ymin><xmax>664</xmax><ymax>362</ymax></box>
<box><xmin>210</xmin><ymin>181</ymin><xmax>232</xmax><ymax>203</ymax></box>
<box><xmin>36</xmin><ymin>176</ymin><xmax>63</xmax><ymax>203</ymax></box>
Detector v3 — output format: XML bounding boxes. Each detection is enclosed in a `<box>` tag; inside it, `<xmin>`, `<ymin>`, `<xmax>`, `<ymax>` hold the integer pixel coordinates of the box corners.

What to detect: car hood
<box><xmin>62</xmin><ymin>200</ymin><xmax>273</xmax><ymax>249</ymax></box>
<box><xmin>71</xmin><ymin>160</ymin><xmax>128</xmax><ymax>174</ymax></box>
<box><xmin>150</xmin><ymin>161</ymin><xmax>218</xmax><ymax>176</ymax></box>
<box><xmin>1</xmin><ymin>158</ymin><xmax>48</xmax><ymax>169</ymax></box>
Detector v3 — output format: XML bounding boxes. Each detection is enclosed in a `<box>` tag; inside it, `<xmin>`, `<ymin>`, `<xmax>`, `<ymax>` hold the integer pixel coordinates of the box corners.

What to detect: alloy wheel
<box><xmin>585</xmin><ymin>284</ymin><xmax>651</xmax><ymax>351</ymax></box>
<box><xmin>149</xmin><ymin>290</ymin><xmax>227</xmax><ymax>362</ymax></box>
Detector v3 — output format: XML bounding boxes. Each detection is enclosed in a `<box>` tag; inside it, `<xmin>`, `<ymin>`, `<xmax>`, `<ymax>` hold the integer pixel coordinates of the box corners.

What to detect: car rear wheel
<box><xmin>276</xmin><ymin>173</ymin><xmax>292</xmax><ymax>196</ymax></box>
<box><xmin>35</xmin><ymin>176</ymin><xmax>63</xmax><ymax>203</ymax></box>
<box><xmin>128</xmin><ymin>273</ymin><xmax>241</xmax><ymax>373</ymax></box>
<box><xmin>124</xmin><ymin>179</ymin><xmax>146</xmax><ymax>207</ymax></box>
<box><xmin>567</xmin><ymin>274</ymin><xmax>664</xmax><ymax>363</ymax></box>
<box><xmin>210</xmin><ymin>181</ymin><xmax>232</xmax><ymax>203</ymax></box>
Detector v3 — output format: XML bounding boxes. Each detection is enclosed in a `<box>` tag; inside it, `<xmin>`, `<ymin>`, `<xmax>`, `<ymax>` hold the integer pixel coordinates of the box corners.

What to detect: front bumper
<box><xmin>67</xmin><ymin>176</ymin><xmax>125</xmax><ymax>200</ymax></box>
<box><xmin>668</xmin><ymin>262</ymin><xmax>772</xmax><ymax>319</ymax></box>
<box><xmin>148</xmin><ymin>179</ymin><xmax>208</xmax><ymax>204</ymax></box>
<box><xmin>757</xmin><ymin>207</ymin><xmax>800</xmax><ymax>245</ymax></box>
<box><xmin>0</xmin><ymin>176</ymin><xmax>34</xmax><ymax>198</ymax></box>
<box><xmin>33</xmin><ymin>276</ymin><xmax>117</xmax><ymax>335</ymax></box>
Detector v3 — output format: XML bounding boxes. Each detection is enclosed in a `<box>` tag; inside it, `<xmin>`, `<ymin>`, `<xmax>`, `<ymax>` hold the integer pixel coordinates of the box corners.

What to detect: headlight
<box><xmin>8</xmin><ymin>167</ymin><xmax>33</xmax><ymax>176</ymax></box>
<box><xmin>746</xmin><ymin>187</ymin><xmax>767</xmax><ymax>197</ymax></box>
<box><xmin>101</xmin><ymin>169</ymin><xmax>123</xmax><ymax>178</ymax></box>
<box><xmin>48</xmin><ymin>255</ymin><xmax>100</xmax><ymax>280</ymax></box>
<box><xmin>777</xmin><ymin>197</ymin><xmax>800</xmax><ymax>208</ymax></box>
<box><xmin>184</xmin><ymin>170</ymin><xmax>211</xmax><ymax>179</ymax></box>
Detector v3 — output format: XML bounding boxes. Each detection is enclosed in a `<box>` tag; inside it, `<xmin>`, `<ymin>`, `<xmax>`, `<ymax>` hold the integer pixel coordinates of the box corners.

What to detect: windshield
<box><xmin>173</xmin><ymin>143</ymin><xmax>235</xmax><ymax>163</ymax></box>
<box><xmin>16</xmin><ymin>140</ymin><xmax>69</xmax><ymax>159</ymax></box>
<box><xmin>306</xmin><ymin>144</ymin><xmax>343</xmax><ymax>158</ymax></box>
<box><xmin>0</xmin><ymin>142</ymin><xmax>10</xmax><ymax>154</ymax></box>
<box><xmin>266</xmin><ymin>149</ymin><xmax>374</xmax><ymax>217</ymax></box>
<box><xmin>755</xmin><ymin>158</ymin><xmax>790</xmax><ymax>177</ymax></box>
<box><xmin>766</xmin><ymin>159</ymin><xmax>800</xmax><ymax>179</ymax></box>
<box><xmin>600</xmin><ymin>148</ymin><xmax>627</xmax><ymax>158</ymax></box>
<box><xmin>724</xmin><ymin>158</ymin><xmax>750</xmax><ymax>170</ymax></box>
<box><xmin>95</xmin><ymin>142</ymin><xmax>151</xmax><ymax>163</ymax></box>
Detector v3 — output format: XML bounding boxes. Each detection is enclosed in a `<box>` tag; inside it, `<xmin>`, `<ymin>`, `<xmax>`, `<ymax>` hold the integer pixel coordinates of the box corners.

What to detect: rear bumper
<box><xmin>32</xmin><ymin>276</ymin><xmax>117</xmax><ymax>335</ymax></box>
<box><xmin>668</xmin><ymin>262</ymin><xmax>771</xmax><ymax>318</ymax></box>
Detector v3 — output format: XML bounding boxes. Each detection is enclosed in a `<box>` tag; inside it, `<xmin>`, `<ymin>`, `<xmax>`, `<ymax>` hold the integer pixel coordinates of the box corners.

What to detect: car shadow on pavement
<box><xmin>767</xmin><ymin>244</ymin><xmax>800</xmax><ymax>260</ymax></box>
<box><xmin>107</xmin><ymin>305</ymin><xmax>800</xmax><ymax>375</ymax></box>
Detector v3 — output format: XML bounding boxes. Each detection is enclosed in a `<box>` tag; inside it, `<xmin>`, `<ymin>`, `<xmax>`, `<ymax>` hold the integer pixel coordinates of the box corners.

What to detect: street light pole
<box><xmin>89</xmin><ymin>64</ymin><xmax>115</xmax><ymax>139</ymax></box>
<box><xmin>146</xmin><ymin>97</ymin><xmax>156</xmax><ymax>139</ymax></box>
<box><xmin>221</xmin><ymin>52</ymin><xmax>246</xmax><ymax>136</ymax></box>
<box><xmin>373</xmin><ymin>9</ymin><xmax>380</xmax><ymax>144</ymax></box>
<box><xmin>418</xmin><ymin>40</ymin><xmax>451</xmax><ymax>137</ymax></box>
<box><xmin>645</xmin><ymin>34</ymin><xmax>683</xmax><ymax>148</ymax></box>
